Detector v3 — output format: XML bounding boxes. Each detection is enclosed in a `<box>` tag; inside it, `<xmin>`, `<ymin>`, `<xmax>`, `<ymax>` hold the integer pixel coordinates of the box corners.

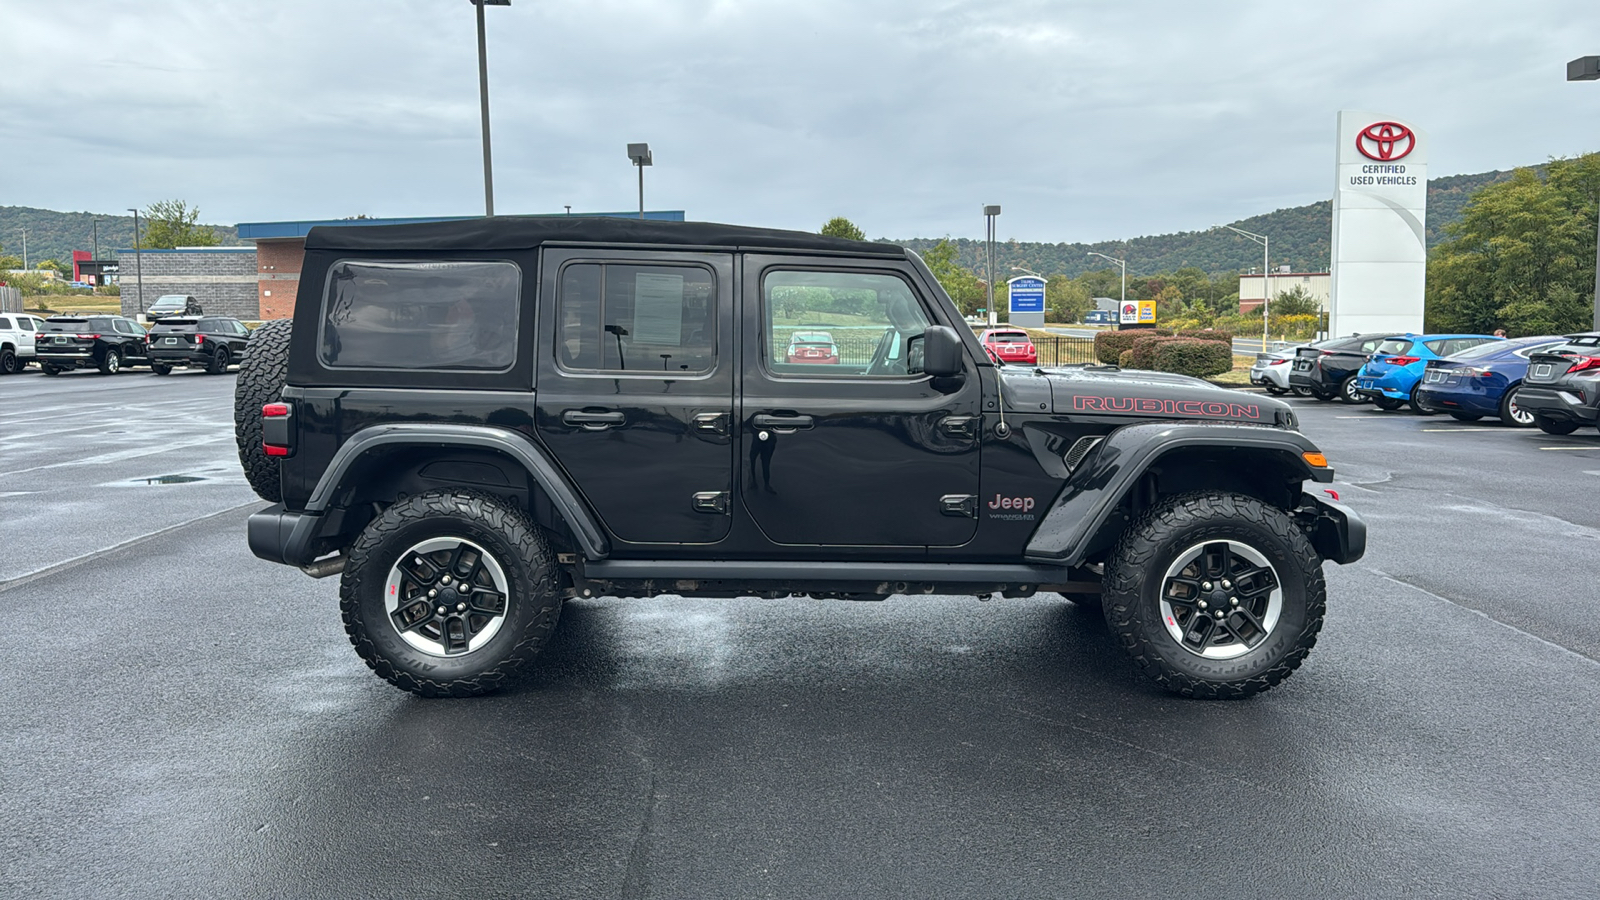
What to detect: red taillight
<box><xmin>1320</xmin><ymin>350</ymin><xmax>1336</xmax><ymax>356</ymax></box>
<box><xmin>34</xmin><ymin>333</ymin><xmax>44</xmax><ymax>340</ymax></box>
<box><xmin>264</xmin><ymin>445</ymin><xmax>289</xmax><ymax>457</ymax></box>
<box><xmin>77</xmin><ymin>333</ymin><xmax>99</xmax><ymax>339</ymax></box>
<box><xmin>195</xmin><ymin>334</ymin><xmax>204</xmax><ymax>345</ymax></box>
<box><xmin>263</xmin><ymin>403</ymin><xmax>289</xmax><ymax>417</ymax></box>
<box><xmin>1269</xmin><ymin>358</ymin><xmax>1289</xmax><ymax>366</ymax></box>
<box><xmin>1568</xmin><ymin>356</ymin><xmax>1600</xmax><ymax>374</ymax></box>
<box><xmin>1387</xmin><ymin>356</ymin><xmax>1420</xmax><ymax>366</ymax></box>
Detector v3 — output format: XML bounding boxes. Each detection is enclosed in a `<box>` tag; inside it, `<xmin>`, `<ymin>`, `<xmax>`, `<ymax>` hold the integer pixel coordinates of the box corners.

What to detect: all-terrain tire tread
<box><xmin>1101</xmin><ymin>490</ymin><xmax>1325</xmax><ymax>699</ymax></box>
<box><xmin>233</xmin><ymin>319</ymin><xmax>293</xmax><ymax>501</ymax></box>
<box><xmin>338</xmin><ymin>490</ymin><xmax>560</xmax><ymax>698</ymax></box>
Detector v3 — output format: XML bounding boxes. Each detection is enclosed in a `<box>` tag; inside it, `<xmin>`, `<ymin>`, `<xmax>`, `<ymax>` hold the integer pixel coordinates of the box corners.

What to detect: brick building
<box><xmin>238</xmin><ymin>211</ymin><xmax>686</xmax><ymax>320</ymax></box>
<box><xmin>116</xmin><ymin>247</ymin><xmax>259</xmax><ymax>319</ymax></box>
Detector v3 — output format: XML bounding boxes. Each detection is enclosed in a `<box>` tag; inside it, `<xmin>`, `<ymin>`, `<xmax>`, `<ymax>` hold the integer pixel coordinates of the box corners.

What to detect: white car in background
<box><xmin>1249</xmin><ymin>341</ymin><xmax>1312</xmax><ymax>396</ymax></box>
<box><xmin>0</xmin><ymin>312</ymin><xmax>47</xmax><ymax>374</ymax></box>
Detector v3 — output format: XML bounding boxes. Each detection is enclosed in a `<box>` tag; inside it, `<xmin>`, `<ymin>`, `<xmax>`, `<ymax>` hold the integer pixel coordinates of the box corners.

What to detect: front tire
<box><xmin>1536</xmin><ymin>415</ymin><xmax>1580</xmax><ymax>435</ymax></box>
<box><xmin>1339</xmin><ymin>376</ymin><xmax>1364</xmax><ymax>404</ymax></box>
<box><xmin>1102</xmin><ymin>491</ymin><xmax>1325</xmax><ymax>699</ymax></box>
<box><xmin>0</xmin><ymin>348</ymin><xmax>17</xmax><ymax>375</ymax></box>
<box><xmin>340</xmin><ymin>490</ymin><xmax>562</xmax><ymax>698</ymax></box>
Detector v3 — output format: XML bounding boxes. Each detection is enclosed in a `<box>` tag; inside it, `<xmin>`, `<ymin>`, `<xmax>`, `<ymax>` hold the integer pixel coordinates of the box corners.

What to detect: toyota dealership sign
<box><xmin>1330</xmin><ymin>111</ymin><xmax>1428</xmax><ymax>337</ymax></box>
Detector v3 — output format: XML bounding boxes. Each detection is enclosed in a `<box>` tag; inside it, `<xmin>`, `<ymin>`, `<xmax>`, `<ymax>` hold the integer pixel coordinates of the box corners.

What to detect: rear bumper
<box><xmin>247</xmin><ymin>504</ymin><xmax>323</xmax><ymax>567</ymax></box>
<box><xmin>1354</xmin><ymin>371</ymin><xmax>1414</xmax><ymax>400</ymax></box>
<box><xmin>1250</xmin><ymin>365</ymin><xmax>1291</xmax><ymax>389</ymax></box>
<box><xmin>1413</xmin><ymin>385</ymin><xmax>1499</xmax><ymax>415</ymax></box>
<box><xmin>1516</xmin><ymin>386</ymin><xmax>1600</xmax><ymax>423</ymax></box>
<box><xmin>1299</xmin><ymin>491</ymin><xmax>1366</xmax><ymax>565</ymax></box>
<box><xmin>148</xmin><ymin>348</ymin><xmax>211</xmax><ymax>364</ymax></box>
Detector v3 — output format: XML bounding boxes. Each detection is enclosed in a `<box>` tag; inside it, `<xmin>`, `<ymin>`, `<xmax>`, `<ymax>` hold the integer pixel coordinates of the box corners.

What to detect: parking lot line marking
<box><xmin>1539</xmin><ymin>446</ymin><xmax>1595</xmax><ymax>451</ymax></box>
<box><xmin>1420</xmin><ymin>428</ymin><xmax>1503</xmax><ymax>432</ymax></box>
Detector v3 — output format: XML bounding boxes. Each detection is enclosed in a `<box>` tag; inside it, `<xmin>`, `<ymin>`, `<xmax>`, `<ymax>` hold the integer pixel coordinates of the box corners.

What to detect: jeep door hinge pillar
<box><xmin>940</xmin><ymin>494</ymin><xmax>977</xmax><ymax>518</ymax></box>
<box><xmin>692</xmin><ymin>491</ymin><xmax>730</xmax><ymax>514</ymax></box>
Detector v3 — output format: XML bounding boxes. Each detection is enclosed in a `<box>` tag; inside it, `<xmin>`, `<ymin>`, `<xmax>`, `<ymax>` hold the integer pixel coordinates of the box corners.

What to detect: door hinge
<box><xmin>692</xmin><ymin>412</ymin><xmax>729</xmax><ymax>435</ymax></box>
<box><xmin>940</xmin><ymin>494</ymin><xmax>977</xmax><ymax>518</ymax></box>
<box><xmin>939</xmin><ymin>415</ymin><xmax>978</xmax><ymax>438</ymax></box>
<box><xmin>692</xmin><ymin>491</ymin><xmax>730</xmax><ymax>514</ymax></box>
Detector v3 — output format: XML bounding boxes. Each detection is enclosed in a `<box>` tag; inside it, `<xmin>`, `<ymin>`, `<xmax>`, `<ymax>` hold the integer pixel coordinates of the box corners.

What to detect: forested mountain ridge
<box><xmin>1</xmin><ymin>166</ymin><xmax>1516</xmax><ymax>275</ymax></box>
<box><xmin>892</xmin><ymin>168</ymin><xmax>1516</xmax><ymax>280</ymax></box>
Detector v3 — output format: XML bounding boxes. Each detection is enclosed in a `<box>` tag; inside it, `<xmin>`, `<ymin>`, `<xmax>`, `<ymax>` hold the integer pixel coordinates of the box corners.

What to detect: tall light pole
<box><xmin>1570</xmin><ymin>55</ymin><xmax>1599</xmax><ymax>329</ymax></box>
<box><xmin>983</xmin><ymin>205</ymin><xmax>1001</xmax><ymax>326</ymax></box>
<box><xmin>471</xmin><ymin>0</ymin><xmax>509</xmax><ymax>217</ymax></box>
<box><xmin>127</xmin><ymin>207</ymin><xmax>145</xmax><ymax>314</ymax></box>
<box><xmin>628</xmin><ymin>143</ymin><xmax>652</xmax><ymax>218</ymax></box>
<box><xmin>1011</xmin><ymin>265</ymin><xmax>1042</xmax><ymax>277</ymax></box>
<box><xmin>1086</xmin><ymin>251</ymin><xmax>1126</xmax><ymax>328</ymax></box>
<box><xmin>1221</xmin><ymin>224</ymin><xmax>1271</xmax><ymax>347</ymax></box>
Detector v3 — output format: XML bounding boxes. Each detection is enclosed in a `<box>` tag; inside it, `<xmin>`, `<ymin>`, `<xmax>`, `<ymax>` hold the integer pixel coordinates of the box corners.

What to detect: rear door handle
<box><xmin>562</xmin><ymin>409</ymin><xmax>626</xmax><ymax>430</ymax></box>
<box><xmin>752</xmin><ymin>413</ymin><xmax>814</xmax><ymax>431</ymax></box>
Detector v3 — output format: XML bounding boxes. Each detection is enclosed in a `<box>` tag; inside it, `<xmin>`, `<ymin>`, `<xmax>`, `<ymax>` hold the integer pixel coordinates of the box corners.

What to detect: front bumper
<box><xmin>1298</xmin><ymin>491</ymin><xmax>1366</xmax><ymax>565</ymax></box>
<box><xmin>1515</xmin><ymin>385</ymin><xmax>1600</xmax><ymax>424</ymax></box>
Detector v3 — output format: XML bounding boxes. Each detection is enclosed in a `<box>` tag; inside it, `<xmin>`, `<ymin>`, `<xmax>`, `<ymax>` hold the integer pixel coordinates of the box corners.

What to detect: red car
<box><xmin>785</xmin><ymin>331</ymin><xmax>839</xmax><ymax>364</ymax></box>
<box><xmin>979</xmin><ymin>328</ymin><xmax>1037</xmax><ymax>365</ymax></box>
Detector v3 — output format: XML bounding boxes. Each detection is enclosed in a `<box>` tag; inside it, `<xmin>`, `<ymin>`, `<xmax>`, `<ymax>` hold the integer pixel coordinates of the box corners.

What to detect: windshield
<box><xmin>42</xmin><ymin>318</ymin><xmax>107</xmax><ymax>333</ymax></box>
<box><xmin>989</xmin><ymin>332</ymin><xmax>1029</xmax><ymax>343</ymax></box>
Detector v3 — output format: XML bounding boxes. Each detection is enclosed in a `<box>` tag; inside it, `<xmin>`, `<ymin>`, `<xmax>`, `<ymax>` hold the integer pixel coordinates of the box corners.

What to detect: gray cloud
<box><xmin>2</xmin><ymin>0</ymin><xmax>1596</xmax><ymax>242</ymax></box>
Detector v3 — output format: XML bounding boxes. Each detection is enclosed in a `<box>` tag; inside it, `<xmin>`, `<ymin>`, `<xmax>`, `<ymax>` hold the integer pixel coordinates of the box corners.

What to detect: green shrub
<box><xmin>1173</xmin><ymin>329</ymin><xmax>1233</xmax><ymax>345</ymax></box>
<box><xmin>1093</xmin><ymin>330</ymin><xmax>1139</xmax><ymax>364</ymax></box>
<box><xmin>1152</xmin><ymin>338</ymin><xmax>1233</xmax><ymax>378</ymax></box>
<box><xmin>1117</xmin><ymin>349</ymin><xmax>1134</xmax><ymax>368</ymax></box>
<box><xmin>1128</xmin><ymin>334</ymin><xmax>1178</xmax><ymax>369</ymax></box>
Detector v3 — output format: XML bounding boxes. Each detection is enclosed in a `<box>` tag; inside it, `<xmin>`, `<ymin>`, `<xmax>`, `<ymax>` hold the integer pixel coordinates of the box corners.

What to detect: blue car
<box><xmin>1412</xmin><ymin>335</ymin><xmax>1571</xmax><ymax>425</ymax></box>
<box><xmin>1355</xmin><ymin>333</ymin><xmax>1501</xmax><ymax>413</ymax></box>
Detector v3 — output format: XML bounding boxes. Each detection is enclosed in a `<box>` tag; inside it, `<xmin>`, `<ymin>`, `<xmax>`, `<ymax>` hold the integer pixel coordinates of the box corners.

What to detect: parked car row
<box><xmin>1263</xmin><ymin>330</ymin><xmax>1600</xmax><ymax>434</ymax></box>
<box><xmin>17</xmin><ymin>314</ymin><xmax>253</xmax><ymax>376</ymax></box>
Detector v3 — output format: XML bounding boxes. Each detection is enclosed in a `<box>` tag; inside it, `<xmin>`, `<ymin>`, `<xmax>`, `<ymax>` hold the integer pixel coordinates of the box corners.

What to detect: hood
<box><xmin>1001</xmin><ymin>366</ymin><xmax>1293</xmax><ymax>427</ymax></box>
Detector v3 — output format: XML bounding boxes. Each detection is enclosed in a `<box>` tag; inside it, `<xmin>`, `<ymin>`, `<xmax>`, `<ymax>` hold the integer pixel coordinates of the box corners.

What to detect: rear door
<box><xmin>534</xmin><ymin>248</ymin><xmax>736</xmax><ymax>547</ymax></box>
<box><xmin>739</xmin><ymin>256</ymin><xmax>982</xmax><ymax>547</ymax></box>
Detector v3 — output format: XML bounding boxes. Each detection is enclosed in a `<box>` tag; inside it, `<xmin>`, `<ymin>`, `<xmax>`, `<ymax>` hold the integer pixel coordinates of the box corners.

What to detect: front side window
<box><xmin>763</xmin><ymin>270</ymin><xmax>931</xmax><ymax>378</ymax></box>
<box><xmin>321</xmin><ymin>260</ymin><xmax>520</xmax><ymax>371</ymax></box>
<box><xmin>556</xmin><ymin>263</ymin><xmax>715</xmax><ymax>374</ymax></box>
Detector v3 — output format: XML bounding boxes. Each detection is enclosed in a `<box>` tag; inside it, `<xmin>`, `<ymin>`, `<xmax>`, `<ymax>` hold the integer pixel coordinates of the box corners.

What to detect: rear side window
<box><xmin>1375</xmin><ymin>339</ymin><xmax>1413</xmax><ymax>355</ymax></box>
<box><xmin>556</xmin><ymin>263</ymin><xmax>716</xmax><ymax>374</ymax></box>
<box><xmin>321</xmin><ymin>260</ymin><xmax>520</xmax><ymax>371</ymax></box>
<box><xmin>0</xmin><ymin>317</ymin><xmax>11</xmax><ymax>329</ymax></box>
<box><xmin>1425</xmin><ymin>337</ymin><xmax>1495</xmax><ymax>356</ymax></box>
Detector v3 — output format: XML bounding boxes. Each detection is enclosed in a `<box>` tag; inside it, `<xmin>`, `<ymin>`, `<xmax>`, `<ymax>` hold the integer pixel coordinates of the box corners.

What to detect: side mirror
<box><xmin>922</xmin><ymin>325</ymin><xmax>964</xmax><ymax>378</ymax></box>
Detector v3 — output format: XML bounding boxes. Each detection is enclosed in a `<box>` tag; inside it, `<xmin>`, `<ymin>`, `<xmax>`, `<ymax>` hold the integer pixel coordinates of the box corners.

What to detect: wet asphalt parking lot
<box><xmin>3</xmin><ymin>367</ymin><xmax>1600</xmax><ymax>899</ymax></box>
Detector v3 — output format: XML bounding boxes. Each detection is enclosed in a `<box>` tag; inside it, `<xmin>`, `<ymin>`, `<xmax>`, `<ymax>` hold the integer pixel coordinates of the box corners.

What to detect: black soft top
<box><xmin>303</xmin><ymin>216</ymin><xmax>905</xmax><ymax>257</ymax></box>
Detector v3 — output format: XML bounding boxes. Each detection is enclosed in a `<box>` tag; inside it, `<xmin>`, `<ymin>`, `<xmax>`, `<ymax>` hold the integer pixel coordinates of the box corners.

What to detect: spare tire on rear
<box><xmin>234</xmin><ymin>319</ymin><xmax>293</xmax><ymax>502</ymax></box>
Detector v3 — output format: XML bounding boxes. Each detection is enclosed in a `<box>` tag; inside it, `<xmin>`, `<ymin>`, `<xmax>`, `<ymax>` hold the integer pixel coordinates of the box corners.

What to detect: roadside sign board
<box><xmin>1007</xmin><ymin>276</ymin><xmax>1046</xmax><ymax>315</ymax></box>
<box><xmin>1119</xmin><ymin>300</ymin><xmax>1158</xmax><ymax>327</ymax></box>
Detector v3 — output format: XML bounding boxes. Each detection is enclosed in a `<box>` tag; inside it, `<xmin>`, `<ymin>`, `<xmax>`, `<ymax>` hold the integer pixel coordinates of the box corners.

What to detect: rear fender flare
<box><xmin>307</xmin><ymin>423</ymin><xmax>610</xmax><ymax>560</ymax></box>
<box><xmin>1023</xmin><ymin>422</ymin><xmax>1331</xmax><ymax>567</ymax></box>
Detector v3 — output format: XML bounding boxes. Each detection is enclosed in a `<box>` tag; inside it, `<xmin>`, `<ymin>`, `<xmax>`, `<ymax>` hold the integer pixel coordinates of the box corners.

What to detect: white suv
<box><xmin>0</xmin><ymin>312</ymin><xmax>47</xmax><ymax>374</ymax></box>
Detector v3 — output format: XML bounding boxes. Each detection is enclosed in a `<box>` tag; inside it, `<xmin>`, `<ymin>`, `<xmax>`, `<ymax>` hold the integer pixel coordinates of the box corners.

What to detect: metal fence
<box><xmin>1030</xmin><ymin>336</ymin><xmax>1098</xmax><ymax>366</ymax></box>
<box><xmin>0</xmin><ymin>286</ymin><xmax>21</xmax><ymax>314</ymax></box>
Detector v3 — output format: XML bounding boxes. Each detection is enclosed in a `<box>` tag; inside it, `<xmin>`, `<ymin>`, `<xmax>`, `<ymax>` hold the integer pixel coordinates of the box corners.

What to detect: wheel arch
<box><xmin>1024</xmin><ymin>422</ymin><xmax>1331</xmax><ymax>568</ymax></box>
<box><xmin>308</xmin><ymin>424</ymin><xmax>610</xmax><ymax>560</ymax></box>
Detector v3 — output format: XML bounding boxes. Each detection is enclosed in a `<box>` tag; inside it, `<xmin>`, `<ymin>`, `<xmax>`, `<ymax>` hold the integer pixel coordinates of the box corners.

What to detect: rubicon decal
<box><xmin>1356</xmin><ymin>121</ymin><xmax>1415</xmax><ymax>161</ymax></box>
<box><xmin>1073</xmin><ymin>395</ymin><xmax>1263</xmax><ymax>420</ymax></box>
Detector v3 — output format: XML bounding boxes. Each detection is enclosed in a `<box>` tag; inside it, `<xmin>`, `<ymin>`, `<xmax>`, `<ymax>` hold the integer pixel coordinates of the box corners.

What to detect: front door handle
<box><xmin>562</xmin><ymin>409</ymin><xmax>626</xmax><ymax>430</ymax></box>
<box><xmin>751</xmin><ymin>413</ymin><xmax>814</xmax><ymax>432</ymax></box>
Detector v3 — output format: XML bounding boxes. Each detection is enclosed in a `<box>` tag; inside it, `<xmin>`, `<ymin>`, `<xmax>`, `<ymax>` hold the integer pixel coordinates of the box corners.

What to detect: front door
<box><xmin>738</xmin><ymin>257</ymin><xmax>982</xmax><ymax>547</ymax></box>
<box><xmin>534</xmin><ymin>248</ymin><xmax>736</xmax><ymax>546</ymax></box>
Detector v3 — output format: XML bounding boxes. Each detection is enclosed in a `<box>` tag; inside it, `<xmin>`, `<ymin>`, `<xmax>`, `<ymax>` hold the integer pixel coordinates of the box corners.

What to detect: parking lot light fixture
<box><xmin>127</xmin><ymin>207</ymin><xmax>145</xmax><ymax>313</ymax></box>
<box><xmin>470</xmin><ymin>0</ymin><xmax>510</xmax><ymax>217</ymax></box>
<box><xmin>628</xmin><ymin>143</ymin><xmax>653</xmax><ymax>218</ymax></box>
<box><xmin>1086</xmin><ymin>251</ymin><xmax>1126</xmax><ymax>328</ymax></box>
<box><xmin>1220</xmin><ymin>224</ymin><xmax>1271</xmax><ymax>347</ymax></box>
<box><xmin>983</xmin><ymin>205</ymin><xmax>1001</xmax><ymax>327</ymax></box>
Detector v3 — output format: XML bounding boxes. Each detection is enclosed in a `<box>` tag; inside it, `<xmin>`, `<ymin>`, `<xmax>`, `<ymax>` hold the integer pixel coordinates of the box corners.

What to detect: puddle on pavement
<box><xmin>131</xmin><ymin>474</ymin><xmax>208</xmax><ymax>485</ymax></box>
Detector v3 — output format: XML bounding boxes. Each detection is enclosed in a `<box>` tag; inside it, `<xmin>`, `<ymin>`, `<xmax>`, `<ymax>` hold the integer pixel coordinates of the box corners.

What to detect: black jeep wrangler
<box><xmin>236</xmin><ymin>217</ymin><xmax>1364</xmax><ymax>699</ymax></box>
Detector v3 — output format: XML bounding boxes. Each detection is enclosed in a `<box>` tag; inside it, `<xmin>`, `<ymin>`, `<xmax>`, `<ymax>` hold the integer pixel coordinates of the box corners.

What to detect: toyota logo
<box><xmin>1357</xmin><ymin>122</ymin><xmax>1415</xmax><ymax>161</ymax></box>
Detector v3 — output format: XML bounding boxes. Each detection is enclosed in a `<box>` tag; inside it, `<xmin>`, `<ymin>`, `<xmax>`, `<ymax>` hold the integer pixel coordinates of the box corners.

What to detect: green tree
<box><xmin>140</xmin><ymin>199</ymin><xmax>221</xmax><ymax>249</ymax></box>
<box><xmin>1046</xmin><ymin>275</ymin><xmax>1093</xmax><ymax>323</ymax></box>
<box><xmin>820</xmin><ymin>216</ymin><xmax>866</xmax><ymax>241</ymax></box>
<box><xmin>0</xmin><ymin>243</ymin><xmax>21</xmax><ymax>271</ymax></box>
<box><xmin>37</xmin><ymin>258</ymin><xmax>70</xmax><ymax>278</ymax></box>
<box><xmin>920</xmin><ymin>238</ymin><xmax>985</xmax><ymax>315</ymax></box>
<box><xmin>1268</xmin><ymin>284</ymin><xmax>1321</xmax><ymax>317</ymax></box>
<box><xmin>1426</xmin><ymin>153</ymin><xmax>1599</xmax><ymax>334</ymax></box>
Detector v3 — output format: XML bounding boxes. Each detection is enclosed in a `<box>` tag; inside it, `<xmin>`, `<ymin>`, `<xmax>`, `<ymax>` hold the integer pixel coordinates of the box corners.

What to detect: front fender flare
<box><xmin>306</xmin><ymin>423</ymin><xmax>610</xmax><ymax>560</ymax></box>
<box><xmin>1023</xmin><ymin>422</ymin><xmax>1332</xmax><ymax>567</ymax></box>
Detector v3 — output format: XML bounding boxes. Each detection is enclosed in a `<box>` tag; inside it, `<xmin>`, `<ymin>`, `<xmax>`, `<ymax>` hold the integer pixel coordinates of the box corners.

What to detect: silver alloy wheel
<box><xmin>1342</xmin><ymin>377</ymin><xmax>1360</xmax><ymax>401</ymax></box>
<box><xmin>383</xmin><ymin>537</ymin><xmax>510</xmax><ymax>657</ymax></box>
<box><xmin>1158</xmin><ymin>539</ymin><xmax>1284</xmax><ymax>660</ymax></box>
<box><xmin>105</xmin><ymin>351</ymin><xmax>120</xmax><ymax>374</ymax></box>
<box><xmin>1506</xmin><ymin>388</ymin><xmax>1534</xmax><ymax>426</ymax></box>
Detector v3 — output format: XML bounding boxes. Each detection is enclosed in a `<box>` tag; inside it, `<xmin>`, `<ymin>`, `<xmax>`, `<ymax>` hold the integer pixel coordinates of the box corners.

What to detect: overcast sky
<box><xmin>2</xmin><ymin>1</ymin><xmax>1597</xmax><ymax>243</ymax></box>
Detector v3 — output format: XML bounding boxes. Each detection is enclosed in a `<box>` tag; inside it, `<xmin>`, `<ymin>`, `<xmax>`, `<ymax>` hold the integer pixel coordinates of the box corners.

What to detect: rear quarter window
<box><xmin>320</xmin><ymin>259</ymin><xmax>521</xmax><ymax>371</ymax></box>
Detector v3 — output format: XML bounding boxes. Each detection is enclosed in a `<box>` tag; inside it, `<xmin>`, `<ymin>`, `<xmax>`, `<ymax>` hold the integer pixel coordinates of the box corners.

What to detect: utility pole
<box><xmin>1564</xmin><ymin>56</ymin><xmax>1598</xmax><ymax>328</ymax></box>
<box><xmin>20</xmin><ymin>226</ymin><xmax>26</xmax><ymax>270</ymax></box>
<box><xmin>983</xmin><ymin>205</ymin><xmax>1001</xmax><ymax>327</ymax></box>
<box><xmin>471</xmin><ymin>0</ymin><xmax>509</xmax><ymax>217</ymax></box>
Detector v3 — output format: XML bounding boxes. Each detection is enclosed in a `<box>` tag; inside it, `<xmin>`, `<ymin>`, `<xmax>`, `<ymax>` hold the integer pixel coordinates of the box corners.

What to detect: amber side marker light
<box><xmin>1302</xmin><ymin>452</ymin><xmax>1329</xmax><ymax>468</ymax></box>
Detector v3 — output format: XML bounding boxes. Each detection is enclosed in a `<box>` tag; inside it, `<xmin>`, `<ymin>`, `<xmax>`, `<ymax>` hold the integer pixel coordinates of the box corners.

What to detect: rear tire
<box><xmin>1536</xmin><ymin>416</ymin><xmax>1580</xmax><ymax>435</ymax></box>
<box><xmin>1339</xmin><ymin>376</ymin><xmax>1364</xmax><ymax>403</ymax></box>
<box><xmin>41</xmin><ymin>364</ymin><xmax>61</xmax><ymax>376</ymax></box>
<box><xmin>1102</xmin><ymin>491</ymin><xmax>1325</xmax><ymax>699</ymax></box>
<box><xmin>98</xmin><ymin>349</ymin><xmax>121</xmax><ymax>375</ymax></box>
<box><xmin>0</xmin><ymin>348</ymin><xmax>17</xmax><ymax>375</ymax></box>
<box><xmin>206</xmin><ymin>346</ymin><xmax>230</xmax><ymax>375</ymax></box>
<box><xmin>151</xmin><ymin>363</ymin><xmax>172</xmax><ymax>375</ymax></box>
<box><xmin>340</xmin><ymin>490</ymin><xmax>562</xmax><ymax>698</ymax></box>
<box><xmin>1408</xmin><ymin>387</ymin><xmax>1435</xmax><ymax>415</ymax></box>
<box><xmin>1263</xmin><ymin>385</ymin><xmax>1286</xmax><ymax>396</ymax></box>
<box><xmin>1498</xmin><ymin>385</ymin><xmax>1535</xmax><ymax>427</ymax></box>
<box><xmin>233</xmin><ymin>319</ymin><xmax>293</xmax><ymax>502</ymax></box>
<box><xmin>1450</xmin><ymin>413</ymin><xmax>1482</xmax><ymax>422</ymax></box>
<box><xmin>1291</xmin><ymin>386</ymin><xmax>1312</xmax><ymax>397</ymax></box>
<box><xmin>1374</xmin><ymin>397</ymin><xmax>1404</xmax><ymax>411</ymax></box>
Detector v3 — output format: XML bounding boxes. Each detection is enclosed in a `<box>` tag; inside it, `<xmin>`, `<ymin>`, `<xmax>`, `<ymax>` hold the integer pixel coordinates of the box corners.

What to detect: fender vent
<box><xmin>1063</xmin><ymin>436</ymin><xmax>1103</xmax><ymax>473</ymax></box>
